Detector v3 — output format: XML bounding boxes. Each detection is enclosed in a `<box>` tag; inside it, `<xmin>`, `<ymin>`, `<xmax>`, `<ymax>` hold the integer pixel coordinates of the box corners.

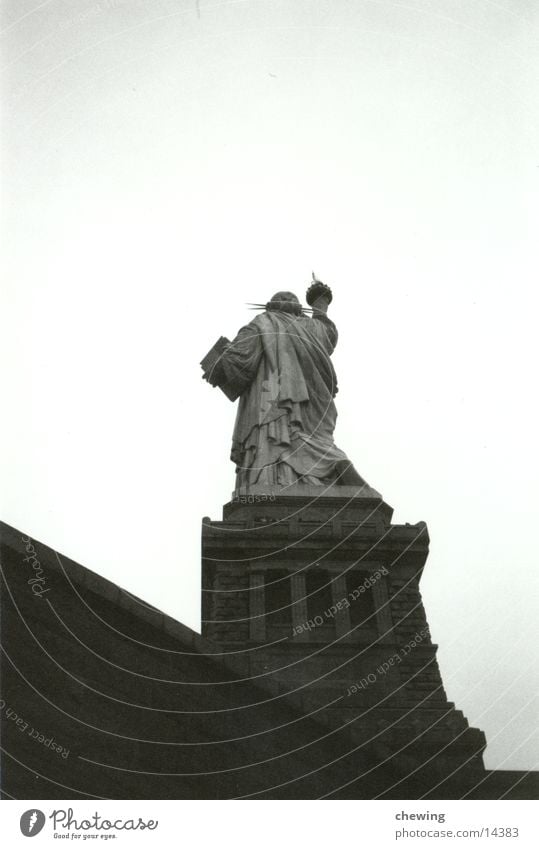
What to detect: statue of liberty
<box><xmin>201</xmin><ymin>276</ymin><xmax>376</xmax><ymax>495</ymax></box>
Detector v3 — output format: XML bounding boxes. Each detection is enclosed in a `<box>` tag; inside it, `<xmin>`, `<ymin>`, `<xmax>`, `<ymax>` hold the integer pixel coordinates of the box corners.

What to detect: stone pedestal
<box><xmin>202</xmin><ymin>491</ymin><xmax>487</xmax><ymax>793</ymax></box>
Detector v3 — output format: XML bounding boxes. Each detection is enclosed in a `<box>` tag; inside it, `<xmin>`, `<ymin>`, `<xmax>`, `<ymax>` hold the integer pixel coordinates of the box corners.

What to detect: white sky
<box><xmin>1</xmin><ymin>0</ymin><xmax>538</xmax><ymax>772</ymax></box>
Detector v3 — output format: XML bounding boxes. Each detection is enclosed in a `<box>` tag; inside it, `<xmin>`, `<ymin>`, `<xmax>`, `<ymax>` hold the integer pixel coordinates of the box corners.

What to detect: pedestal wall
<box><xmin>202</xmin><ymin>494</ymin><xmax>487</xmax><ymax>790</ymax></box>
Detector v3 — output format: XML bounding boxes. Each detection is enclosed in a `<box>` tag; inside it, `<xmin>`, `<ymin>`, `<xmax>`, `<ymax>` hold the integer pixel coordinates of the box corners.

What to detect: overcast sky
<box><xmin>2</xmin><ymin>0</ymin><xmax>538</xmax><ymax>772</ymax></box>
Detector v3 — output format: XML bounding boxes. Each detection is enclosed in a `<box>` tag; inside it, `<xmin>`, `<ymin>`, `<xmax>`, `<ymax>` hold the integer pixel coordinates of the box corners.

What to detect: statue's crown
<box><xmin>266</xmin><ymin>291</ymin><xmax>302</xmax><ymax>315</ymax></box>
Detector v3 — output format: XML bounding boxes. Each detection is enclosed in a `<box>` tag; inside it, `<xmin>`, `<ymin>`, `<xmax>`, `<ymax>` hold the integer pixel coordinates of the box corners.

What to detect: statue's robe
<box><xmin>218</xmin><ymin>309</ymin><xmax>364</xmax><ymax>489</ymax></box>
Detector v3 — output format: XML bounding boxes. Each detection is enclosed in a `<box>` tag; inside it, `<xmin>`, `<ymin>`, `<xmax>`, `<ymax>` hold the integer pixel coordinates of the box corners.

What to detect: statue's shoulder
<box><xmin>248</xmin><ymin>310</ymin><xmax>309</xmax><ymax>334</ymax></box>
<box><xmin>235</xmin><ymin>312</ymin><xmax>267</xmax><ymax>335</ymax></box>
<box><xmin>249</xmin><ymin>311</ymin><xmax>274</xmax><ymax>331</ymax></box>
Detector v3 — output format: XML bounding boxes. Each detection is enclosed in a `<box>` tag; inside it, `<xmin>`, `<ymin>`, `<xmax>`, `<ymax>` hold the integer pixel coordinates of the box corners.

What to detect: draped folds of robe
<box><xmin>219</xmin><ymin>309</ymin><xmax>363</xmax><ymax>489</ymax></box>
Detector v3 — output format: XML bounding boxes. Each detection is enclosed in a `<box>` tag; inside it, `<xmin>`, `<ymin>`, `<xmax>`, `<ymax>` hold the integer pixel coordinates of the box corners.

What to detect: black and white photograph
<box><xmin>1</xmin><ymin>0</ymin><xmax>537</xmax><ymax>844</ymax></box>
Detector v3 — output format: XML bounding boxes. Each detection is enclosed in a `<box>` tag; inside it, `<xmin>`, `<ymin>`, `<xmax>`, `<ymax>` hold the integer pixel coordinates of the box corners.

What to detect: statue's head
<box><xmin>265</xmin><ymin>291</ymin><xmax>303</xmax><ymax>316</ymax></box>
